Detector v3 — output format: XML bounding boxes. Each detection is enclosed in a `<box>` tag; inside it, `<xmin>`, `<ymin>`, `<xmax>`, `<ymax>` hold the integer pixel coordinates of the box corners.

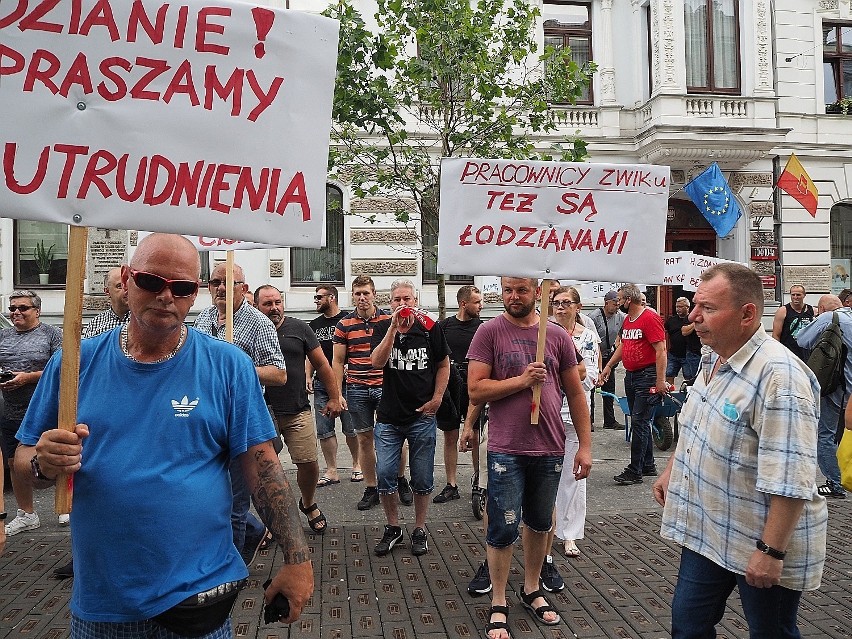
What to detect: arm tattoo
<box><xmin>250</xmin><ymin>448</ymin><xmax>311</xmax><ymax>565</ymax></box>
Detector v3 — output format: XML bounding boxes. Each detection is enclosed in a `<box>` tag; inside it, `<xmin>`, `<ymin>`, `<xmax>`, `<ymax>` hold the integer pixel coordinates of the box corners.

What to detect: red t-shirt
<box><xmin>620</xmin><ymin>309</ymin><xmax>665</xmax><ymax>371</ymax></box>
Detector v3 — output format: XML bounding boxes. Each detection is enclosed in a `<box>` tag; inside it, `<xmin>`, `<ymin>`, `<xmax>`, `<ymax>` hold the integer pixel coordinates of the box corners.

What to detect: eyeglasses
<box><xmin>130</xmin><ymin>269</ymin><xmax>199</xmax><ymax>297</ymax></box>
<box><xmin>313</xmin><ymin>294</ymin><xmax>329</xmax><ymax>301</ymax></box>
<box><xmin>208</xmin><ymin>279</ymin><xmax>244</xmax><ymax>288</ymax></box>
<box><xmin>8</xmin><ymin>305</ymin><xmax>34</xmax><ymax>313</ymax></box>
<box><xmin>551</xmin><ymin>300</ymin><xmax>575</xmax><ymax>308</ymax></box>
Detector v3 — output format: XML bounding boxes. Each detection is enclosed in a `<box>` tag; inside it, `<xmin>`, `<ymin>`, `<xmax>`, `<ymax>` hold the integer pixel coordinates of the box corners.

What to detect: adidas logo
<box><xmin>171</xmin><ymin>396</ymin><xmax>199</xmax><ymax>417</ymax></box>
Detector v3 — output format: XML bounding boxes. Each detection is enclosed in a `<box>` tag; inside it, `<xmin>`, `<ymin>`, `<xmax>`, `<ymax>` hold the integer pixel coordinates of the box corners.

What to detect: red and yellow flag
<box><xmin>777</xmin><ymin>154</ymin><xmax>818</xmax><ymax>217</ymax></box>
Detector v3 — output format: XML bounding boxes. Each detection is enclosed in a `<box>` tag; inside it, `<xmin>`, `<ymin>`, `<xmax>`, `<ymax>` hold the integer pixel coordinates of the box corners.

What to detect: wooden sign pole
<box><xmin>55</xmin><ymin>225</ymin><xmax>88</xmax><ymax>514</ymax></box>
<box><xmin>530</xmin><ymin>279</ymin><xmax>551</xmax><ymax>425</ymax></box>
<box><xmin>225</xmin><ymin>251</ymin><xmax>235</xmax><ymax>343</ymax></box>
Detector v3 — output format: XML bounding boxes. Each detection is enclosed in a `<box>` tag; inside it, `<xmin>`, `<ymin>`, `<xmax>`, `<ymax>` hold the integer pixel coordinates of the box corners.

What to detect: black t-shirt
<box><xmin>439</xmin><ymin>315</ymin><xmax>483</xmax><ymax>363</ymax></box>
<box><xmin>664</xmin><ymin>314</ymin><xmax>701</xmax><ymax>357</ymax></box>
<box><xmin>309</xmin><ymin>310</ymin><xmax>348</xmax><ymax>365</ymax></box>
<box><xmin>266</xmin><ymin>317</ymin><xmax>321</xmax><ymax>415</ymax></box>
<box><xmin>371</xmin><ymin>320</ymin><xmax>451</xmax><ymax>428</ymax></box>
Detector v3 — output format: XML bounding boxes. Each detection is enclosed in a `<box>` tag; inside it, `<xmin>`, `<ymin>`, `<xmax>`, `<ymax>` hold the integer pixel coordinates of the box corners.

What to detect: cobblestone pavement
<box><xmin>1</xmin><ymin>499</ymin><xmax>850</xmax><ymax>639</ymax></box>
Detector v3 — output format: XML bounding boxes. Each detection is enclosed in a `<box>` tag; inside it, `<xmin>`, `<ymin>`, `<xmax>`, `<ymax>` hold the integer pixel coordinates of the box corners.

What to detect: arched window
<box><xmin>291</xmin><ymin>185</ymin><xmax>344</xmax><ymax>285</ymax></box>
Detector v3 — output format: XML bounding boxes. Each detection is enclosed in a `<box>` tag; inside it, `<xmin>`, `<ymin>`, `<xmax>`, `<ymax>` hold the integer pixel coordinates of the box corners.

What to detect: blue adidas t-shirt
<box><xmin>17</xmin><ymin>327</ymin><xmax>277</xmax><ymax>622</ymax></box>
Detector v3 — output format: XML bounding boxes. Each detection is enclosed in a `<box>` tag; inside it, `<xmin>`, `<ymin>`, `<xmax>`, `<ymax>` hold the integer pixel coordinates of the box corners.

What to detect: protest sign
<box><xmin>438</xmin><ymin>158</ymin><xmax>669</xmax><ymax>282</ymax></box>
<box><xmin>0</xmin><ymin>0</ymin><xmax>339</xmax><ymax>248</ymax></box>
<box><xmin>138</xmin><ymin>231</ymin><xmax>281</xmax><ymax>251</ymax></box>
<box><xmin>661</xmin><ymin>252</ymin><xmax>744</xmax><ymax>291</ymax></box>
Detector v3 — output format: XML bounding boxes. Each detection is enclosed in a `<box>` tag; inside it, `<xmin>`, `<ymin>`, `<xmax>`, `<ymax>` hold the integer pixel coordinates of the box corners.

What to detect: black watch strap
<box><xmin>756</xmin><ymin>539</ymin><xmax>786</xmax><ymax>560</ymax></box>
<box><xmin>31</xmin><ymin>455</ymin><xmax>53</xmax><ymax>481</ymax></box>
<box><xmin>0</xmin><ymin>511</ymin><xmax>7</xmax><ymax>521</ymax></box>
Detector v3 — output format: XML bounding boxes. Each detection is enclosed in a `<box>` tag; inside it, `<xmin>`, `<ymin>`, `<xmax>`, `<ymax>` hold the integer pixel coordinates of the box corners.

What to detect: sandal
<box><xmin>485</xmin><ymin>604</ymin><xmax>511</xmax><ymax>639</ymax></box>
<box><xmin>317</xmin><ymin>475</ymin><xmax>341</xmax><ymax>488</ymax></box>
<box><xmin>564</xmin><ymin>540</ymin><xmax>580</xmax><ymax>558</ymax></box>
<box><xmin>351</xmin><ymin>470</ymin><xmax>364</xmax><ymax>482</ymax></box>
<box><xmin>518</xmin><ymin>587</ymin><xmax>560</xmax><ymax>626</ymax></box>
<box><xmin>298</xmin><ymin>499</ymin><xmax>327</xmax><ymax>535</ymax></box>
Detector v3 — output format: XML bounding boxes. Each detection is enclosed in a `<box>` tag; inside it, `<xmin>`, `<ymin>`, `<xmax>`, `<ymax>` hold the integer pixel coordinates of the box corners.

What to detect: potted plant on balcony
<box><xmin>33</xmin><ymin>240</ymin><xmax>56</xmax><ymax>284</ymax></box>
<box><xmin>826</xmin><ymin>97</ymin><xmax>852</xmax><ymax>115</ymax></box>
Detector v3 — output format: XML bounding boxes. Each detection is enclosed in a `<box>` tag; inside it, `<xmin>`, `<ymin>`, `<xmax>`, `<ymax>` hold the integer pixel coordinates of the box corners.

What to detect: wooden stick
<box><xmin>55</xmin><ymin>225</ymin><xmax>88</xmax><ymax>514</ymax></box>
<box><xmin>225</xmin><ymin>251</ymin><xmax>234</xmax><ymax>343</ymax></box>
<box><xmin>530</xmin><ymin>279</ymin><xmax>551</xmax><ymax>425</ymax></box>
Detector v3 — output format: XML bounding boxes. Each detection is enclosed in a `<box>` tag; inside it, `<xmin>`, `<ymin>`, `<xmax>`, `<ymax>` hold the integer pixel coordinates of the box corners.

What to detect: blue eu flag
<box><xmin>683</xmin><ymin>163</ymin><xmax>741</xmax><ymax>237</ymax></box>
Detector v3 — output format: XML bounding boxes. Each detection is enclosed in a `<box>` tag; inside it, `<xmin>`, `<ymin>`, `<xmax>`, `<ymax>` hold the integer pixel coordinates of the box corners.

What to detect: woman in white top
<box><xmin>551</xmin><ymin>286</ymin><xmax>601</xmax><ymax>558</ymax></box>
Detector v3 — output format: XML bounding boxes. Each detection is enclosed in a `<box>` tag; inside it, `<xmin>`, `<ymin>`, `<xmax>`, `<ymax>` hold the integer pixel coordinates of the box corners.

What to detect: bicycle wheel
<box><xmin>472</xmin><ymin>486</ymin><xmax>486</xmax><ymax>520</ymax></box>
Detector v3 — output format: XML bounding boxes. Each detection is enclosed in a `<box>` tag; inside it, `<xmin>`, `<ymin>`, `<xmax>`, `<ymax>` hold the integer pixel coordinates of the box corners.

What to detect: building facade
<box><xmin>1</xmin><ymin>0</ymin><xmax>851</xmax><ymax>322</ymax></box>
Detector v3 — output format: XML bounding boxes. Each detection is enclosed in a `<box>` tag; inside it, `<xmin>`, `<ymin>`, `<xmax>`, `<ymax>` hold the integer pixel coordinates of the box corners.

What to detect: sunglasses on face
<box><xmin>130</xmin><ymin>269</ymin><xmax>199</xmax><ymax>297</ymax></box>
<box><xmin>208</xmin><ymin>279</ymin><xmax>244</xmax><ymax>289</ymax></box>
<box><xmin>314</xmin><ymin>294</ymin><xmax>329</xmax><ymax>301</ymax></box>
<box><xmin>8</xmin><ymin>305</ymin><xmax>34</xmax><ymax>313</ymax></box>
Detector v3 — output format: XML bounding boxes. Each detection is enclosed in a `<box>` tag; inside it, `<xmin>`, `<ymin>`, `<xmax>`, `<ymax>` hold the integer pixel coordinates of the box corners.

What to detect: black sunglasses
<box><xmin>130</xmin><ymin>269</ymin><xmax>199</xmax><ymax>297</ymax></box>
<box><xmin>8</xmin><ymin>305</ymin><xmax>35</xmax><ymax>313</ymax></box>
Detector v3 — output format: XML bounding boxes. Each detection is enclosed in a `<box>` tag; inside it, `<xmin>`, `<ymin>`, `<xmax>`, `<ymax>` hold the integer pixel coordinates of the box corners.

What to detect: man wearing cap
<box><xmin>588</xmin><ymin>291</ymin><xmax>626</xmax><ymax>429</ymax></box>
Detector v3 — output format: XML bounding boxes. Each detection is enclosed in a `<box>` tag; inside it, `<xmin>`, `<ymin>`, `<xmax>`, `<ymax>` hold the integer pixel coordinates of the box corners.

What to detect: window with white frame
<box><xmin>684</xmin><ymin>0</ymin><xmax>740</xmax><ymax>94</ymax></box>
<box><xmin>823</xmin><ymin>23</ymin><xmax>852</xmax><ymax>111</ymax></box>
<box><xmin>543</xmin><ymin>1</ymin><xmax>593</xmax><ymax>105</ymax></box>
<box><xmin>15</xmin><ymin>220</ymin><xmax>68</xmax><ymax>287</ymax></box>
<box><xmin>291</xmin><ymin>184</ymin><xmax>345</xmax><ymax>285</ymax></box>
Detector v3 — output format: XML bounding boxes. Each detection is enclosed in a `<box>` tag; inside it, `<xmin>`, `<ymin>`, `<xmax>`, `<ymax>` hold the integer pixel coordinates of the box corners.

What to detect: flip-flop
<box><xmin>350</xmin><ymin>470</ymin><xmax>364</xmax><ymax>483</ymax></box>
<box><xmin>317</xmin><ymin>475</ymin><xmax>341</xmax><ymax>488</ymax></box>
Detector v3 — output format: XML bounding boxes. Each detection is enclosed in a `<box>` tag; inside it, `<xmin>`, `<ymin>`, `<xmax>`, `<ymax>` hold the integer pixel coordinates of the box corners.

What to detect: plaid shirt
<box><xmin>83</xmin><ymin>308</ymin><xmax>129</xmax><ymax>338</ymax></box>
<box><xmin>661</xmin><ymin>326</ymin><xmax>827</xmax><ymax>591</ymax></box>
<box><xmin>194</xmin><ymin>302</ymin><xmax>285</xmax><ymax>372</ymax></box>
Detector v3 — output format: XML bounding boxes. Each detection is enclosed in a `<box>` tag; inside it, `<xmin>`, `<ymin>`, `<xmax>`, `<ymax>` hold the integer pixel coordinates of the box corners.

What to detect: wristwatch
<box><xmin>756</xmin><ymin>539</ymin><xmax>786</xmax><ymax>560</ymax></box>
<box><xmin>0</xmin><ymin>512</ymin><xmax>6</xmax><ymax>521</ymax></box>
<box><xmin>31</xmin><ymin>455</ymin><xmax>53</xmax><ymax>481</ymax></box>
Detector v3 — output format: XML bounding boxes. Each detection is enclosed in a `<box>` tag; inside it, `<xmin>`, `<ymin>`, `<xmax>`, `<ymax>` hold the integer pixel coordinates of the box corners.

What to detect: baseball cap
<box><xmin>604</xmin><ymin>291</ymin><xmax>618</xmax><ymax>302</ymax></box>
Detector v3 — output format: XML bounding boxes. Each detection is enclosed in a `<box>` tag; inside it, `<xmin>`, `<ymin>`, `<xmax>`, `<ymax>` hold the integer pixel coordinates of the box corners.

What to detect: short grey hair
<box><xmin>618</xmin><ymin>283</ymin><xmax>642</xmax><ymax>304</ymax></box>
<box><xmin>10</xmin><ymin>289</ymin><xmax>41</xmax><ymax>309</ymax></box>
<box><xmin>675</xmin><ymin>297</ymin><xmax>690</xmax><ymax>306</ymax></box>
<box><xmin>390</xmin><ymin>279</ymin><xmax>418</xmax><ymax>298</ymax></box>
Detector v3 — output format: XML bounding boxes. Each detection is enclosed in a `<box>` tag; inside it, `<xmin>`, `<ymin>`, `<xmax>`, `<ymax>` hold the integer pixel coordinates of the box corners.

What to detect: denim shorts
<box><xmin>374</xmin><ymin>415</ymin><xmax>437</xmax><ymax>495</ymax></box>
<box><xmin>345</xmin><ymin>384</ymin><xmax>382</xmax><ymax>434</ymax></box>
<box><xmin>314</xmin><ymin>378</ymin><xmax>355</xmax><ymax>440</ymax></box>
<box><xmin>485</xmin><ymin>452</ymin><xmax>563</xmax><ymax>548</ymax></box>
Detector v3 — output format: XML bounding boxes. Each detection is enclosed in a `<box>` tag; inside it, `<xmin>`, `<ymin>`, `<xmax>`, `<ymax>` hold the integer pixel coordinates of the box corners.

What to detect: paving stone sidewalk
<box><xmin>2</xmin><ymin>500</ymin><xmax>850</xmax><ymax>639</ymax></box>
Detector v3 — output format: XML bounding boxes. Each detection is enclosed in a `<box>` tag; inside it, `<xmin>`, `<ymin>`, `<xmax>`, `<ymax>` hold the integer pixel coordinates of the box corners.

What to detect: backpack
<box><xmin>806</xmin><ymin>311</ymin><xmax>847</xmax><ymax>397</ymax></box>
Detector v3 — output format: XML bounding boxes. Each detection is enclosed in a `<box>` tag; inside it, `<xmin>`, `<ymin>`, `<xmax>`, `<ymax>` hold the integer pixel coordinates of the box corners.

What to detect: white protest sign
<box><xmin>437</xmin><ymin>158</ymin><xmax>669</xmax><ymax>281</ymax></box>
<box><xmin>0</xmin><ymin>0</ymin><xmax>339</xmax><ymax>247</ymax></box>
<box><xmin>683</xmin><ymin>254</ymin><xmax>745</xmax><ymax>291</ymax></box>
<box><xmin>662</xmin><ymin>252</ymin><xmax>691</xmax><ymax>287</ymax></box>
<box><xmin>138</xmin><ymin>231</ymin><xmax>281</xmax><ymax>251</ymax></box>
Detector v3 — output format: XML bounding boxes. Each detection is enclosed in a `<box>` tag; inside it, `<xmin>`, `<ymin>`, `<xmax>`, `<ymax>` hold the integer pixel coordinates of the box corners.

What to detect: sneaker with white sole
<box><xmin>468</xmin><ymin>560</ymin><xmax>492</xmax><ymax>596</ymax></box>
<box><xmin>58</xmin><ymin>514</ymin><xmax>70</xmax><ymax>526</ymax></box>
<box><xmin>374</xmin><ymin>525</ymin><xmax>404</xmax><ymax>556</ymax></box>
<box><xmin>6</xmin><ymin>509</ymin><xmax>40</xmax><ymax>536</ymax></box>
<box><xmin>540</xmin><ymin>555</ymin><xmax>565</xmax><ymax>592</ymax></box>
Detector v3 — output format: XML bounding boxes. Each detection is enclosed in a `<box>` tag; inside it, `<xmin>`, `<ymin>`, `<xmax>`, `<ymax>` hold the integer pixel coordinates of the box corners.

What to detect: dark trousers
<box><xmin>591</xmin><ymin>367</ymin><xmax>618</xmax><ymax>426</ymax></box>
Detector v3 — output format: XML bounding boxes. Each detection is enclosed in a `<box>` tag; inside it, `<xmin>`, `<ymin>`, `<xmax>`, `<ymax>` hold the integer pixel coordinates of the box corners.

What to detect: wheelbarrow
<box><xmin>597</xmin><ymin>390</ymin><xmax>684</xmax><ymax>451</ymax></box>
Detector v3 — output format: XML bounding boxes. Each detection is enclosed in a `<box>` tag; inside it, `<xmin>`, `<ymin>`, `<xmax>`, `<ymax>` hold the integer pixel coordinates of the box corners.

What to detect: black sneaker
<box><xmin>614</xmin><ymin>470</ymin><xmax>643</xmax><ymax>485</ymax></box>
<box><xmin>374</xmin><ymin>525</ymin><xmax>404</xmax><ymax>556</ymax></box>
<box><xmin>433</xmin><ymin>483</ymin><xmax>460</xmax><ymax>504</ymax></box>
<box><xmin>468</xmin><ymin>561</ymin><xmax>492</xmax><ymax>596</ymax></box>
<box><xmin>642</xmin><ymin>466</ymin><xmax>658</xmax><ymax>477</ymax></box>
<box><xmin>540</xmin><ymin>555</ymin><xmax>565</xmax><ymax>592</ymax></box>
<box><xmin>52</xmin><ymin>560</ymin><xmax>74</xmax><ymax>580</ymax></box>
<box><xmin>357</xmin><ymin>487</ymin><xmax>380</xmax><ymax>510</ymax></box>
<box><xmin>411</xmin><ymin>527</ymin><xmax>428</xmax><ymax>556</ymax></box>
<box><xmin>818</xmin><ymin>482</ymin><xmax>847</xmax><ymax>499</ymax></box>
<box><xmin>398</xmin><ymin>476</ymin><xmax>413</xmax><ymax>506</ymax></box>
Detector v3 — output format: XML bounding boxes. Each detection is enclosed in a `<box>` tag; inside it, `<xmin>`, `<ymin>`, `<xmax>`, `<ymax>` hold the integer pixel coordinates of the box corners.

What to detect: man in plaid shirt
<box><xmin>654</xmin><ymin>263</ymin><xmax>827</xmax><ymax>638</ymax></box>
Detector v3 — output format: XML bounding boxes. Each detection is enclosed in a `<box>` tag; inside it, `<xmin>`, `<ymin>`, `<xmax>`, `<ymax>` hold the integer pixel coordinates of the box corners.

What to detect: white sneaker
<box><xmin>58</xmin><ymin>514</ymin><xmax>70</xmax><ymax>526</ymax></box>
<box><xmin>6</xmin><ymin>509</ymin><xmax>41</xmax><ymax>536</ymax></box>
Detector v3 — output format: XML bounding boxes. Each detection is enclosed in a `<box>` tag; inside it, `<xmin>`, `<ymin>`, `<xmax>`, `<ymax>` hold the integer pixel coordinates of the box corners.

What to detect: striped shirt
<box><xmin>661</xmin><ymin>327</ymin><xmax>827</xmax><ymax>591</ymax></box>
<box><xmin>333</xmin><ymin>308</ymin><xmax>391</xmax><ymax>386</ymax></box>
<box><xmin>83</xmin><ymin>308</ymin><xmax>129</xmax><ymax>338</ymax></box>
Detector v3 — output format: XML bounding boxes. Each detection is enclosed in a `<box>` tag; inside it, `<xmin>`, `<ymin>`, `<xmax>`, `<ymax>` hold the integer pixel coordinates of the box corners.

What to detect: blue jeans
<box><xmin>666</xmin><ymin>351</ymin><xmax>701</xmax><ymax>382</ymax></box>
<box><xmin>346</xmin><ymin>384</ymin><xmax>382</xmax><ymax>434</ymax></box>
<box><xmin>485</xmin><ymin>452</ymin><xmax>563</xmax><ymax>548</ymax></box>
<box><xmin>672</xmin><ymin>547</ymin><xmax>803</xmax><ymax>639</ymax></box>
<box><xmin>624</xmin><ymin>365</ymin><xmax>656</xmax><ymax>475</ymax></box>
<box><xmin>374</xmin><ymin>415</ymin><xmax>437</xmax><ymax>494</ymax></box>
<box><xmin>817</xmin><ymin>394</ymin><xmax>844</xmax><ymax>489</ymax></box>
<box><xmin>314</xmin><ymin>378</ymin><xmax>355</xmax><ymax>439</ymax></box>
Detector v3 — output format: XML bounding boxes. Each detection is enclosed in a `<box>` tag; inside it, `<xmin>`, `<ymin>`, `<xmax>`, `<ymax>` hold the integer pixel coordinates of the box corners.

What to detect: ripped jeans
<box><xmin>485</xmin><ymin>452</ymin><xmax>563</xmax><ymax>548</ymax></box>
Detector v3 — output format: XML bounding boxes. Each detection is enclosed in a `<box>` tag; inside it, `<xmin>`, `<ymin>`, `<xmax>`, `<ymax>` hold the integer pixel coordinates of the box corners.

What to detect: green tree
<box><xmin>324</xmin><ymin>0</ymin><xmax>595</xmax><ymax>317</ymax></box>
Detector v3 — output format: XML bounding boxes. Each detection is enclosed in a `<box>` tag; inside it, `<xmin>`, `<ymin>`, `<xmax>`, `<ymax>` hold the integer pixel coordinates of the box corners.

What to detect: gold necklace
<box><xmin>121</xmin><ymin>325</ymin><xmax>186</xmax><ymax>364</ymax></box>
